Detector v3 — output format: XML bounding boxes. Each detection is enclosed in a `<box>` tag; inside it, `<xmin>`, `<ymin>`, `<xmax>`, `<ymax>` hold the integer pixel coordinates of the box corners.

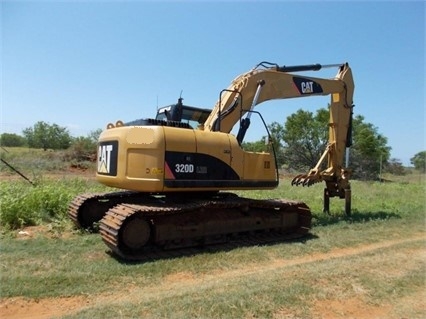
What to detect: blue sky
<box><xmin>1</xmin><ymin>1</ymin><xmax>424</xmax><ymax>166</ymax></box>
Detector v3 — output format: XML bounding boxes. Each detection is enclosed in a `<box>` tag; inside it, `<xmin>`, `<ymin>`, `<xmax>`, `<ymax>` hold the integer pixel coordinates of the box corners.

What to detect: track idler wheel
<box><xmin>78</xmin><ymin>201</ymin><xmax>110</xmax><ymax>229</ymax></box>
<box><xmin>69</xmin><ymin>194</ymin><xmax>115</xmax><ymax>230</ymax></box>
<box><xmin>119</xmin><ymin>214</ymin><xmax>152</xmax><ymax>253</ymax></box>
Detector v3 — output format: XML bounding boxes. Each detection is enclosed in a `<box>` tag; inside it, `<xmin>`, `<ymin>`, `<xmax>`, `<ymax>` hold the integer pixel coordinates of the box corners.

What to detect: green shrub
<box><xmin>0</xmin><ymin>178</ymin><xmax>109</xmax><ymax>229</ymax></box>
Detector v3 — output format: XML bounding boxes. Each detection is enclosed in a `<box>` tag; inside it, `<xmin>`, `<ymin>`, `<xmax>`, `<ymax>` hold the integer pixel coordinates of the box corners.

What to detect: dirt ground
<box><xmin>1</xmin><ymin>232</ymin><xmax>425</xmax><ymax>319</ymax></box>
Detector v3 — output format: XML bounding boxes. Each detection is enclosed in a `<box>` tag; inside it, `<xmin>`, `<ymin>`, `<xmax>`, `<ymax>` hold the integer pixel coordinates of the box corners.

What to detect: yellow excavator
<box><xmin>69</xmin><ymin>61</ymin><xmax>355</xmax><ymax>260</ymax></box>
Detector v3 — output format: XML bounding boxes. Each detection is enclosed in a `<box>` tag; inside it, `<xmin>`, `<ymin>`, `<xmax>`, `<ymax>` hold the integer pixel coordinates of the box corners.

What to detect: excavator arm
<box><xmin>203</xmin><ymin>62</ymin><xmax>355</xmax><ymax>214</ymax></box>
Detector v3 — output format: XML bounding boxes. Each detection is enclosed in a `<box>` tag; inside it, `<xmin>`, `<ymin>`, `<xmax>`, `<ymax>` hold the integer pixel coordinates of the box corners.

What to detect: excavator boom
<box><xmin>203</xmin><ymin>62</ymin><xmax>354</xmax><ymax>134</ymax></box>
<box><xmin>203</xmin><ymin>62</ymin><xmax>355</xmax><ymax>213</ymax></box>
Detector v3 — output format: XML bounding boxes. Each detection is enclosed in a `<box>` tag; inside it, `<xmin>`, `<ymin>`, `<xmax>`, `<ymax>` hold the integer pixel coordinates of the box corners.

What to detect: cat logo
<box><xmin>293</xmin><ymin>77</ymin><xmax>323</xmax><ymax>95</ymax></box>
<box><xmin>301</xmin><ymin>81</ymin><xmax>314</xmax><ymax>94</ymax></box>
<box><xmin>97</xmin><ymin>141</ymin><xmax>118</xmax><ymax>175</ymax></box>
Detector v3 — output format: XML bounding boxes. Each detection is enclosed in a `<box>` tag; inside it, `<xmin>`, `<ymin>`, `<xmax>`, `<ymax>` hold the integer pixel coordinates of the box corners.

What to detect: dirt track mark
<box><xmin>1</xmin><ymin>233</ymin><xmax>425</xmax><ymax>319</ymax></box>
<box><xmin>118</xmin><ymin>233</ymin><xmax>426</xmax><ymax>301</ymax></box>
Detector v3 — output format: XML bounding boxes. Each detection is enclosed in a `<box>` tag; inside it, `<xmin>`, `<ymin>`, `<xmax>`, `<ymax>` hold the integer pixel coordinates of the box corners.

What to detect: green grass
<box><xmin>1</xmin><ymin>147</ymin><xmax>68</xmax><ymax>175</ymax></box>
<box><xmin>0</xmin><ymin>166</ymin><xmax>425</xmax><ymax>318</ymax></box>
<box><xmin>0</xmin><ymin>178</ymin><xmax>110</xmax><ymax>230</ymax></box>
<box><xmin>1</xmin><ymin>217</ymin><xmax>423</xmax><ymax>318</ymax></box>
<box><xmin>85</xmin><ymin>242</ymin><xmax>421</xmax><ymax>319</ymax></box>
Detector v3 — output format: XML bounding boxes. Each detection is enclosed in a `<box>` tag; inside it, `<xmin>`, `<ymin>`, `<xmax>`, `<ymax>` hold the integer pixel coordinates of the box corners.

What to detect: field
<box><xmin>0</xmin><ymin>148</ymin><xmax>425</xmax><ymax>319</ymax></box>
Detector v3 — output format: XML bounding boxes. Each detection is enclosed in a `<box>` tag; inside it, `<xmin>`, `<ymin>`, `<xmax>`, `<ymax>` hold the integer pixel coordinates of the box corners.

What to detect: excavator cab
<box><xmin>126</xmin><ymin>98</ymin><xmax>211</xmax><ymax>129</ymax></box>
<box><xmin>155</xmin><ymin>98</ymin><xmax>211</xmax><ymax>128</ymax></box>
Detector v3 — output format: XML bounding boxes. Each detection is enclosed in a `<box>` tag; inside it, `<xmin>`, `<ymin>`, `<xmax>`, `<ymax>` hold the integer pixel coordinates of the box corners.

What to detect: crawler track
<box><xmin>99</xmin><ymin>194</ymin><xmax>311</xmax><ymax>260</ymax></box>
<box><xmin>68</xmin><ymin>191</ymin><xmax>152</xmax><ymax>229</ymax></box>
<box><xmin>69</xmin><ymin>192</ymin><xmax>312</xmax><ymax>261</ymax></box>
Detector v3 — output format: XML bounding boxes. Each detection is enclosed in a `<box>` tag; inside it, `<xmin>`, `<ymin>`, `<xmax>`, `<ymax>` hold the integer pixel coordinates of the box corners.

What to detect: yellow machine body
<box><xmin>97</xmin><ymin>125</ymin><xmax>278</xmax><ymax>192</ymax></box>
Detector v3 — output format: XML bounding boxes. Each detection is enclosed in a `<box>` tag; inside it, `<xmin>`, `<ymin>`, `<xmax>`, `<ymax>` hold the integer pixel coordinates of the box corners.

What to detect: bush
<box><xmin>23</xmin><ymin>121</ymin><xmax>72</xmax><ymax>150</ymax></box>
<box><xmin>65</xmin><ymin>137</ymin><xmax>97</xmax><ymax>162</ymax></box>
<box><xmin>0</xmin><ymin>133</ymin><xmax>26</xmax><ymax>147</ymax></box>
<box><xmin>384</xmin><ymin>158</ymin><xmax>406</xmax><ymax>176</ymax></box>
<box><xmin>0</xmin><ymin>178</ymin><xmax>108</xmax><ymax>229</ymax></box>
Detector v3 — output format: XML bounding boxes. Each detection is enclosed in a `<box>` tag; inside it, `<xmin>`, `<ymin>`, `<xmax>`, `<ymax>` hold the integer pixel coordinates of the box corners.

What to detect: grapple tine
<box><xmin>291</xmin><ymin>175</ymin><xmax>300</xmax><ymax>186</ymax></box>
<box><xmin>292</xmin><ymin>173</ymin><xmax>322</xmax><ymax>187</ymax></box>
<box><xmin>302</xmin><ymin>179</ymin><xmax>310</xmax><ymax>187</ymax></box>
<box><xmin>292</xmin><ymin>174</ymin><xmax>305</xmax><ymax>187</ymax></box>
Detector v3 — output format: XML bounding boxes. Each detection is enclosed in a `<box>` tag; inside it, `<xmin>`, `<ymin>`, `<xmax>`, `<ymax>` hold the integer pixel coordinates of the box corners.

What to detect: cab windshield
<box><xmin>156</xmin><ymin>105</ymin><xmax>211</xmax><ymax>128</ymax></box>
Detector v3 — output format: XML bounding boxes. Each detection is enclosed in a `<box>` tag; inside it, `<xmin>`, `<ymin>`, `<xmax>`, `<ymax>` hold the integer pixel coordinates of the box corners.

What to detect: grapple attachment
<box><xmin>291</xmin><ymin>169</ymin><xmax>322</xmax><ymax>187</ymax></box>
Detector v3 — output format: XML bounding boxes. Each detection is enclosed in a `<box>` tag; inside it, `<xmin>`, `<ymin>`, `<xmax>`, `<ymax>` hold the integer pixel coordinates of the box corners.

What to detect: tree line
<box><xmin>1</xmin><ymin>117</ymin><xmax>425</xmax><ymax>178</ymax></box>
<box><xmin>0</xmin><ymin>121</ymin><xmax>102</xmax><ymax>165</ymax></box>
<box><xmin>242</xmin><ymin>107</ymin><xmax>425</xmax><ymax>178</ymax></box>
